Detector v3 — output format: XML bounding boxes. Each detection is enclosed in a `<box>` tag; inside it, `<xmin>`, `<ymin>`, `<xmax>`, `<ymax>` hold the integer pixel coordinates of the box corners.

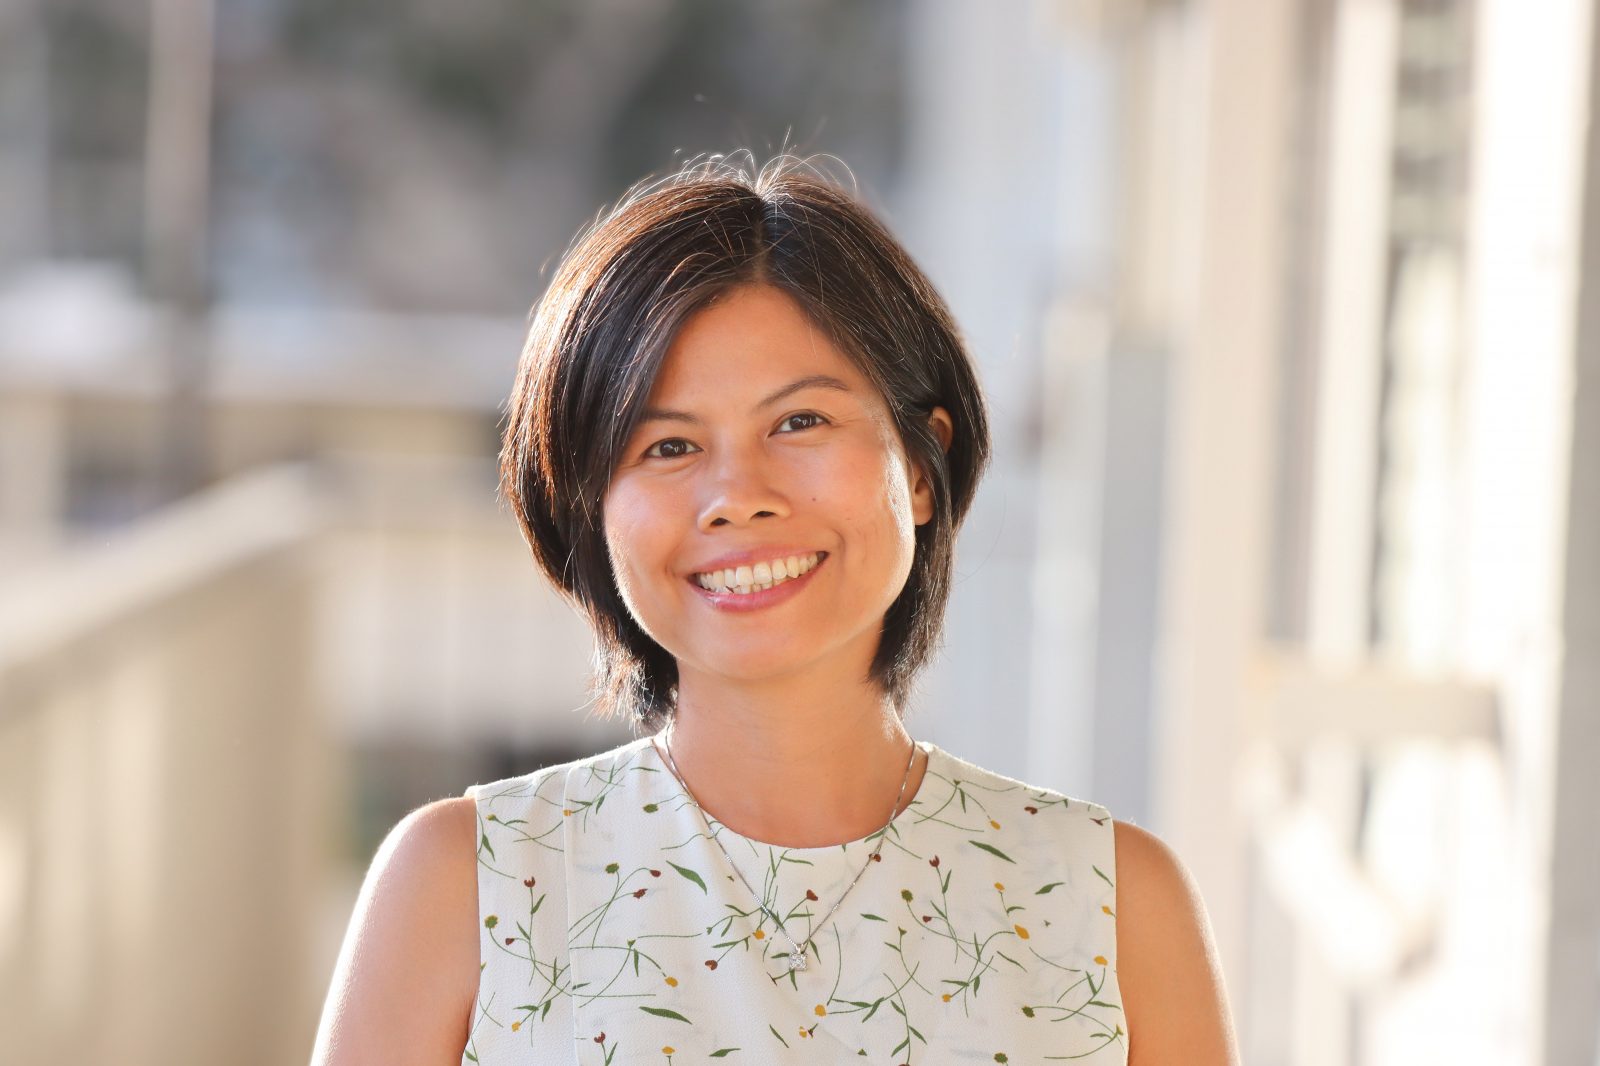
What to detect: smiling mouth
<box><xmin>690</xmin><ymin>551</ymin><xmax>827</xmax><ymax>595</ymax></box>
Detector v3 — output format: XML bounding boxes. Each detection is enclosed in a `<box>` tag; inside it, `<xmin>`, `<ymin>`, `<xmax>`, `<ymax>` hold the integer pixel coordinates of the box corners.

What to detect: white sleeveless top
<box><xmin>460</xmin><ymin>734</ymin><xmax>1127</xmax><ymax>1064</ymax></box>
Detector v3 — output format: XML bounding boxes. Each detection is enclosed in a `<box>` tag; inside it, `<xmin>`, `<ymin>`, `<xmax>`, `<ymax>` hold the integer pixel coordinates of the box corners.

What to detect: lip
<box><xmin>687</xmin><ymin>552</ymin><xmax>830</xmax><ymax>613</ymax></box>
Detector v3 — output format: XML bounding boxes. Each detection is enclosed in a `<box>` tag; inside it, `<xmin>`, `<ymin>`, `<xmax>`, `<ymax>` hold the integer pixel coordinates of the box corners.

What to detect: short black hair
<box><xmin>499</xmin><ymin>152</ymin><xmax>992</xmax><ymax>733</ymax></box>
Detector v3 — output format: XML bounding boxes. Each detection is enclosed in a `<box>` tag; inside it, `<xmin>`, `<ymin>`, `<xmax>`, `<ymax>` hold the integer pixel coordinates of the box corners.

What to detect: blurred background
<box><xmin>1</xmin><ymin>0</ymin><xmax>1597</xmax><ymax>1062</ymax></box>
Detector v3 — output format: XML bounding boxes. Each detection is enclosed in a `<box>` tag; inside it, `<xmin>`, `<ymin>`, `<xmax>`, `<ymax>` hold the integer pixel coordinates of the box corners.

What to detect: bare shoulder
<box><xmin>310</xmin><ymin>795</ymin><xmax>481</xmax><ymax>1066</ymax></box>
<box><xmin>1111</xmin><ymin>819</ymin><xmax>1241</xmax><ymax>1066</ymax></box>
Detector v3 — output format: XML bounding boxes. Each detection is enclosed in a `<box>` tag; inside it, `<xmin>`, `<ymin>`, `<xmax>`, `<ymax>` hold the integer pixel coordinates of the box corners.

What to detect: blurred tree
<box><xmin>207</xmin><ymin>0</ymin><xmax>910</xmax><ymax>312</ymax></box>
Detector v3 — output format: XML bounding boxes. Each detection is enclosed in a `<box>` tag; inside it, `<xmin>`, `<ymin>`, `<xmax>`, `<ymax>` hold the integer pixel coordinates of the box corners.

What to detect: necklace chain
<box><xmin>651</xmin><ymin>722</ymin><xmax>921</xmax><ymax>975</ymax></box>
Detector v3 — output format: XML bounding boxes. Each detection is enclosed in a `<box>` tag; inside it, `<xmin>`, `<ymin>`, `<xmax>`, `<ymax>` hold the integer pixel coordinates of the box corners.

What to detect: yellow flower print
<box><xmin>814</xmin><ymin>1004</ymin><xmax>827</xmax><ymax>1016</ymax></box>
<box><xmin>1102</xmin><ymin>905</ymin><xmax>1114</xmax><ymax>915</ymax></box>
<box><xmin>562</xmin><ymin>808</ymin><xmax>574</xmax><ymax>816</ymax></box>
<box><xmin>994</xmin><ymin>881</ymin><xmax>1005</xmax><ymax>891</ymax></box>
<box><xmin>989</xmin><ymin>819</ymin><xmax>1001</xmax><ymax>829</ymax></box>
<box><xmin>662</xmin><ymin>1047</ymin><xmax>674</xmax><ymax>1055</ymax></box>
<box><xmin>1014</xmin><ymin>924</ymin><xmax>1030</xmax><ymax>940</ymax></box>
<box><xmin>942</xmin><ymin>993</ymin><xmax>952</xmax><ymax>1002</ymax></box>
<box><xmin>753</xmin><ymin>929</ymin><xmax>765</xmax><ymax>940</ymax></box>
<box><xmin>664</xmin><ymin>976</ymin><xmax>678</xmax><ymax>987</ymax></box>
<box><xmin>511</xmin><ymin>1021</ymin><xmax>521</xmax><ymax>1032</ymax></box>
<box><xmin>1093</xmin><ymin>955</ymin><xmax>1108</xmax><ymax>965</ymax></box>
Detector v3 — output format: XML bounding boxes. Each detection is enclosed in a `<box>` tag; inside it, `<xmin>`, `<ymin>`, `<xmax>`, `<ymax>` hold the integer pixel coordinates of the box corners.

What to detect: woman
<box><xmin>311</xmin><ymin>154</ymin><xmax>1239</xmax><ymax>1065</ymax></box>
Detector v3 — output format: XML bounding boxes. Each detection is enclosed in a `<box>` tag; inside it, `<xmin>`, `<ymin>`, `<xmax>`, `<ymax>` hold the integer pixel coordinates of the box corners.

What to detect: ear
<box><xmin>911</xmin><ymin>406</ymin><xmax>954</xmax><ymax>527</ymax></box>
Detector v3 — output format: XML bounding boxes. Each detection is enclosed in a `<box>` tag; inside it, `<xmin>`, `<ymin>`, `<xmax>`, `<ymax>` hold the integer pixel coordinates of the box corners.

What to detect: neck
<box><xmin>657</xmin><ymin>668</ymin><xmax>928</xmax><ymax>849</ymax></box>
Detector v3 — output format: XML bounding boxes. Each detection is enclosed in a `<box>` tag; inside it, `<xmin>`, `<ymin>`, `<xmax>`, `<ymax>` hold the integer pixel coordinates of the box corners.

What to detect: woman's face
<box><xmin>602</xmin><ymin>283</ymin><xmax>952</xmax><ymax>690</ymax></box>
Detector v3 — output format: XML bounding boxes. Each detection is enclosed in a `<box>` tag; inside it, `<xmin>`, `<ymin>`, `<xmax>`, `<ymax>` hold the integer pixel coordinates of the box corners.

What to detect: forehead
<box><xmin>649</xmin><ymin>284</ymin><xmax>873</xmax><ymax>397</ymax></box>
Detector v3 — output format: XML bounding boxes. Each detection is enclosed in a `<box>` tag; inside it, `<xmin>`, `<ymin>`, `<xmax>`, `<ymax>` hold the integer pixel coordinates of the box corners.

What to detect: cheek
<box><xmin>818</xmin><ymin>449</ymin><xmax>918</xmax><ymax>548</ymax></box>
<box><xmin>602</xmin><ymin>488</ymin><xmax>669</xmax><ymax>599</ymax></box>
<box><xmin>863</xmin><ymin>450</ymin><xmax>917</xmax><ymax>533</ymax></box>
<box><xmin>601</xmin><ymin>509</ymin><xmax>684</xmax><ymax>649</ymax></box>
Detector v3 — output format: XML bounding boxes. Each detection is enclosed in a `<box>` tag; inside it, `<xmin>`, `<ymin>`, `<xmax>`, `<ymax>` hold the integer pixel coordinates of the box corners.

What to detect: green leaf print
<box><xmin>768</xmin><ymin>1024</ymin><xmax>789</xmax><ymax>1048</ymax></box>
<box><xmin>859</xmin><ymin>913</ymin><xmax>886</xmax><ymax>921</ymax></box>
<box><xmin>1093</xmin><ymin>864</ymin><xmax>1115</xmax><ymax>888</ymax></box>
<box><xmin>968</xmin><ymin>840</ymin><xmax>1017</xmax><ymax>863</ymax></box>
<box><xmin>640</xmin><ymin>1006</ymin><xmax>692</xmax><ymax>1023</ymax></box>
<box><xmin>667</xmin><ymin>860</ymin><xmax>708</xmax><ymax>893</ymax></box>
<box><xmin>708</xmin><ymin>1049</ymin><xmax>740</xmax><ymax>1057</ymax></box>
<box><xmin>1036</xmin><ymin>881</ymin><xmax>1065</xmax><ymax>894</ymax></box>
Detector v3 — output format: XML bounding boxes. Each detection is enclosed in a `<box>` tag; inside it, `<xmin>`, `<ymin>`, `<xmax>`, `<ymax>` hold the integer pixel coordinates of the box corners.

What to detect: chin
<box><xmin>670</xmin><ymin>633</ymin><xmax>833</xmax><ymax>684</ymax></box>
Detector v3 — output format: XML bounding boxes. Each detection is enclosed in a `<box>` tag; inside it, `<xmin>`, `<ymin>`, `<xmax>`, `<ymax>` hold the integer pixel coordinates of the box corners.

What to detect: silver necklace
<box><xmin>651</xmin><ymin>722</ymin><xmax>921</xmax><ymax>974</ymax></box>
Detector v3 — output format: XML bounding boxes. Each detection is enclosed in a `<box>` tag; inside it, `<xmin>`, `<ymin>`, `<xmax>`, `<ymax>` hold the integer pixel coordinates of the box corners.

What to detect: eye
<box><xmin>643</xmin><ymin>438</ymin><xmax>700</xmax><ymax>460</ymax></box>
<box><xmin>777</xmin><ymin>411</ymin><xmax>829</xmax><ymax>433</ymax></box>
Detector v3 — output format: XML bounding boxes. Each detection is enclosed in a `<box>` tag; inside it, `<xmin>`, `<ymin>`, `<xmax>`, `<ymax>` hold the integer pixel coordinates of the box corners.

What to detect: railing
<box><xmin>0</xmin><ymin>460</ymin><xmax>332</xmax><ymax>1065</ymax></box>
<box><xmin>1241</xmin><ymin>649</ymin><xmax>1502</xmax><ymax>1066</ymax></box>
<box><xmin>0</xmin><ymin>453</ymin><xmax>596</xmax><ymax>1065</ymax></box>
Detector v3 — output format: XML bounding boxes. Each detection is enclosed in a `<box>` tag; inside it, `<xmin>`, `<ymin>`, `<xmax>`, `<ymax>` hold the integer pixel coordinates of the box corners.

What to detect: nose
<box><xmin>696</xmin><ymin>446</ymin><xmax>791</xmax><ymax>530</ymax></box>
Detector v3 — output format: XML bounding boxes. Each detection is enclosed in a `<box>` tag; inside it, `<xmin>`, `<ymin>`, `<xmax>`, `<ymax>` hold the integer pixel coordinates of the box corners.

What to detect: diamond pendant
<box><xmin>787</xmin><ymin>948</ymin><xmax>807</xmax><ymax>972</ymax></box>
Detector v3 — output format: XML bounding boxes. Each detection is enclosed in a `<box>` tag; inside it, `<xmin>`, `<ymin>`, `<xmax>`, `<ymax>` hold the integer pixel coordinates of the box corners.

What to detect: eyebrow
<box><xmin>637</xmin><ymin>373</ymin><xmax>854</xmax><ymax>425</ymax></box>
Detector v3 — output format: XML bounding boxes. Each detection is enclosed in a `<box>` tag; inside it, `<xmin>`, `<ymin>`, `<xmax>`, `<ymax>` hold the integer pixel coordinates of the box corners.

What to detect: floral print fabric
<box><xmin>461</xmin><ymin>735</ymin><xmax>1125</xmax><ymax>1064</ymax></box>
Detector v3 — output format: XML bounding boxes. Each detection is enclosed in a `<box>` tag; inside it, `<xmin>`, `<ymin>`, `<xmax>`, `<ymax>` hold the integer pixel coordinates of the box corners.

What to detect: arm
<box><xmin>309</xmin><ymin>796</ymin><xmax>481</xmax><ymax>1066</ymax></box>
<box><xmin>1113</xmin><ymin>819</ymin><xmax>1241</xmax><ymax>1066</ymax></box>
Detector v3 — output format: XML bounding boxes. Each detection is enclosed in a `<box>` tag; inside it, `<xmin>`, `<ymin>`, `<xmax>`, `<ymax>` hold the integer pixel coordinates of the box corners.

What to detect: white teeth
<box><xmin>694</xmin><ymin>552</ymin><xmax>824</xmax><ymax>595</ymax></box>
